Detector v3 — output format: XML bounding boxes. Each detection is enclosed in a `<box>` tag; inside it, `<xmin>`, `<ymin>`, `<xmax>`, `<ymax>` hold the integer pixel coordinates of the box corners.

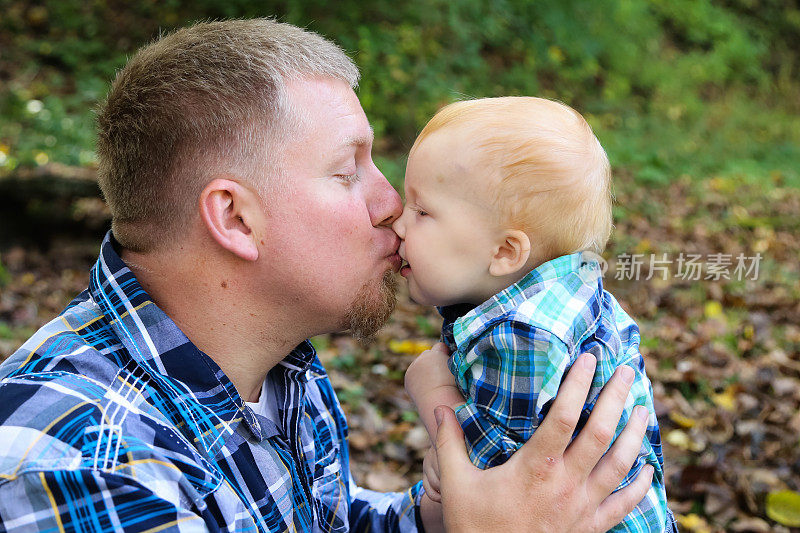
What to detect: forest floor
<box><xmin>1</xmin><ymin>171</ymin><xmax>799</xmax><ymax>532</ymax></box>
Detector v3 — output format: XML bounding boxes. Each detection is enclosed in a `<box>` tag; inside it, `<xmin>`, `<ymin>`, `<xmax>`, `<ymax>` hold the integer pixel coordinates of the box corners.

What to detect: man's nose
<box><xmin>369</xmin><ymin>172</ymin><xmax>403</xmax><ymax>227</ymax></box>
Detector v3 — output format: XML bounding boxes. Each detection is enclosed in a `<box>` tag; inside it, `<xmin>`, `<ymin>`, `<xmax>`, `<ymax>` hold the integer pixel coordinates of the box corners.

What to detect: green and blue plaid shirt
<box><xmin>439</xmin><ymin>252</ymin><xmax>675</xmax><ymax>533</ymax></box>
<box><xmin>0</xmin><ymin>232</ymin><xmax>423</xmax><ymax>532</ymax></box>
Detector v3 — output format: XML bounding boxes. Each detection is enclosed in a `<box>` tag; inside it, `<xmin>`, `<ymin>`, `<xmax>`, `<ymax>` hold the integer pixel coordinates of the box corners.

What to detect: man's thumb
<box><xmin>434</xmin><ymin>406</ymin><xmax>472</xmax><ymax>479</ymax></box>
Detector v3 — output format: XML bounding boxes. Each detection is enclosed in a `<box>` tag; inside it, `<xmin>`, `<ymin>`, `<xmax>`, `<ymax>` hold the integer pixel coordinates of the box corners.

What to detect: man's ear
<box><xmin>199</xmin><ymin>177</ymin><xmax>260</xmax><ymax>261</ymax></box>
<box><xmin>489</xmin><ymin>230</ymin><xmax>531</xmax><ymax>277</ymax></box>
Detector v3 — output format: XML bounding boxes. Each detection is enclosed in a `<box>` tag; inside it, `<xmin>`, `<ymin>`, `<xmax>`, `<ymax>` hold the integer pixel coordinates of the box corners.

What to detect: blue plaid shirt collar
<box><xmin>438</xmin><ymin>252</ymin><xmax>604</xmax><ymax>351</ymax></box>
<box><xmin>88</xmin><ymin>231</ymin><xmax>316</xmax><ymax>452</ymax></box>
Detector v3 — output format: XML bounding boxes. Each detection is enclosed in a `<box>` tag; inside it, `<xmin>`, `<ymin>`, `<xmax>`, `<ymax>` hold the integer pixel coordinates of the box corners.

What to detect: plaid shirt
<box><xmin>0</xmin><ymin>232</ymin><xmax>422</xmax><ymax>532</ymax></box>
<box><xmin>439</xmin><ymin>252</ymin><xmax>675</xmax><ymax>532</ymax></box>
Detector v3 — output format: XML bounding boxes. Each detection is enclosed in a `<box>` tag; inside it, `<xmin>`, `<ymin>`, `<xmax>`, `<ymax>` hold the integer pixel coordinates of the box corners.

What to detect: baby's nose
<box><xmin>392</xmin><ymin>209</ymin><xmax>407</xmax><ymax>239</ymax></box>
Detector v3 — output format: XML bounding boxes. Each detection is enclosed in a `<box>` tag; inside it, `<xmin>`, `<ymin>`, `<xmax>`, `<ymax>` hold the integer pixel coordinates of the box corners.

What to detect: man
<box><xmin>0</xmin><ymin>19</ymin><xmax>653</xmax><ymax>532</ymax></box>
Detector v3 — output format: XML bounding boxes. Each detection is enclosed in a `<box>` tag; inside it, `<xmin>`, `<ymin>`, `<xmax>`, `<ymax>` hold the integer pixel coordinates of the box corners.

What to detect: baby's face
<box><xmin>392</xmin><ymin>132</ymin><xmax>502</xmax><ymax>307</ymax></box>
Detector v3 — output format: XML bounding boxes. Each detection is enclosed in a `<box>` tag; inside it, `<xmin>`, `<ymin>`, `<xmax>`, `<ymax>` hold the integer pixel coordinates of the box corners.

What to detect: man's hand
<box><xmin>422</xmin><ymin>446</ymin><xmax>442</xmax><ymax>503</ymax></box>
<box><xmin>433</xmin><ymin>353</ymin><xmax>653</xmax><ymax>532</ymax></box>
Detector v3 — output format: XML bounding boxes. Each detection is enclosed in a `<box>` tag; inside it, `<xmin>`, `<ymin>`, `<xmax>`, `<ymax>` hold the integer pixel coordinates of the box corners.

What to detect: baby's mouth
<box><xmin>400</xmin><ymin>260</ymin><xmax>411</xmax><ymax>277</ymax></box>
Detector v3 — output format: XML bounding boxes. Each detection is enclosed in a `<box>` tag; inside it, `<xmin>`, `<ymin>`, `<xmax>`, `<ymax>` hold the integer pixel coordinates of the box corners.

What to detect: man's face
<box><xmin>254</xmin><ymin>77</ymin><xmax>402</xmax><ymax>339</ymax></box>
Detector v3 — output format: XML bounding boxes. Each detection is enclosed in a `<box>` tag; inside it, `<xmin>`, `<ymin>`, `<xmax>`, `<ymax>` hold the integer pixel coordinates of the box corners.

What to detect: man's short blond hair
<box><xmin>96</xmin><ymin>18</ymin><xmax>359</xmax><ymax>252</ymax></box>
<box><xmin>412</xmin><ymin>96</ymin><xmax>613</xmax><ymax>262</ymax></box>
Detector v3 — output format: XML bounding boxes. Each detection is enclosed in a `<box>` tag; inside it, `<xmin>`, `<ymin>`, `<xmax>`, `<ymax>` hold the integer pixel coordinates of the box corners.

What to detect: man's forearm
<box><xmin>0</xmin><ymin>468</ymin><xmax>207</xmax><ymax>532</ymax></box>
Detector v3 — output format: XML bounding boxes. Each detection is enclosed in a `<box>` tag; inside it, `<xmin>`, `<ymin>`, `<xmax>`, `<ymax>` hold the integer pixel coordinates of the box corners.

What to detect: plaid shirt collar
<box><xmin>439</xmin><ymin>251</ymin><xmax>604</xmax><ymax>351</ymax></box>
<box><xmin>88</xmin><ymin>231</ymin><xmax>316</xmax><ymax>455</ymax></box>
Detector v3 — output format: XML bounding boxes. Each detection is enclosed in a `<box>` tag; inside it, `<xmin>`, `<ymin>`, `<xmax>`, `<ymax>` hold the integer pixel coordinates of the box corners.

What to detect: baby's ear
<box><xmin>489</xmin><ymin>230</ymin><xmax>531</xmax><ymax>277</ymax></box>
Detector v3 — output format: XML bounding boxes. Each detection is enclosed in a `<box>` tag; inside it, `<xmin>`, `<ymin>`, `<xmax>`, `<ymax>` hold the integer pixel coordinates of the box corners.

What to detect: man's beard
<box><xmin>344</xmin><ymin>269</ymin><xmax>397</xmax><ymax>342</ymax></box>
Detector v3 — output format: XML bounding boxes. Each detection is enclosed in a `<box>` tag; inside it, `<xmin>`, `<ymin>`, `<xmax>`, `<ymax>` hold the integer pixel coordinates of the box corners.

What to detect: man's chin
<box><xmin>344</xmin><ymin>269</ymin><xmax>398</xmax><ymax>342</ymax></box>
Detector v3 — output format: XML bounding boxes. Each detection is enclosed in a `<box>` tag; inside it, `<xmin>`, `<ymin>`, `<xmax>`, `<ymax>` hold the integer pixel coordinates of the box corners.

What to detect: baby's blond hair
<box><xmin>412</xmin><ymin>97</ymin><xmax>612</xmax><ymax>263</ymax></box>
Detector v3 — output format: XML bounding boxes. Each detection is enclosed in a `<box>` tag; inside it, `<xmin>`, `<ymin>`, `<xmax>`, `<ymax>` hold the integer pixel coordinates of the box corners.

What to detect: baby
<box><xmin>395</xmin><ymin>97</ymin><xmax>676</xmax><ymax>532</ymax></box>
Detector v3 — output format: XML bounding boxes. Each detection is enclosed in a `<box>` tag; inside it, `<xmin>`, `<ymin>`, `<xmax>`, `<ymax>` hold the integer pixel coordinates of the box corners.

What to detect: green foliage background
<box><xmin>1</xmin><ymin>0</ymin><xmax>798</xmax><ymax>188</ymax></box>
<box><xmin>2</xmin><ymin>5</ymin><xmax>800</xmax><ymax>528</ymax></box>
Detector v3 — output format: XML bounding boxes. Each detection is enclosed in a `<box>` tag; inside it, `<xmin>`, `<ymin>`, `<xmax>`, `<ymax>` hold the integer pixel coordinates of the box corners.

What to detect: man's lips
<box><xmin>387</xmin><ymin>252</ymin><xmax>402</xmax><ymax>272</ymax></box>
<box><xmin>385</xmin><ymin>233</ymin><xmax>402</xmax><ymax>272</ymax></box>
<box><xmin>393</xmin><ymin>237</ymin><xmax>410</xmax><ymax>276</ymax></box>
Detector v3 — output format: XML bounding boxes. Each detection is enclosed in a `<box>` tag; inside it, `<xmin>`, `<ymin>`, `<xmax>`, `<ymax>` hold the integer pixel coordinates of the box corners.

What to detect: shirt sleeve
<box><xmin>348</xmin><ymin>477</ymin><xmax>424</xmax><ymax>532</ymax></box>
<box><xmin>451</xmin><ymin>319</ymin><xmax>574</xmax><ymax>469</ymax></box>
<box><xmin>0</xmin><ymin>469</ymin><xmax>210</xmax><ymax>532</ymax></box>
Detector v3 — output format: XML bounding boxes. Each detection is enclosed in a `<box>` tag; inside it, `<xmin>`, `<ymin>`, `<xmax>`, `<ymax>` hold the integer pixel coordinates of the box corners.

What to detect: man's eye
<box><xmin>336</xmin><ymin>173</ymin><xmax>360</xmax><ymax>184</ymax></box>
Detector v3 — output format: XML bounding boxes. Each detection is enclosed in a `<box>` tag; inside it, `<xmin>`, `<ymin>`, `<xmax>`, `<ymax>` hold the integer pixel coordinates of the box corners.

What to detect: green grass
<box><xmin>1</xmin><ymin>0</ymin><xmax>798</xmax><ymax>191</ymax></box>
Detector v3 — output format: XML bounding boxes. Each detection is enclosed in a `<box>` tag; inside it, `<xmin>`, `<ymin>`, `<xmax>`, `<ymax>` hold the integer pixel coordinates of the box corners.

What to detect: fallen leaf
<box><xmin>365</xmin><ymin>464</ymin><xmax>410</xmax><ymax>492</ymax></box>
<box><xmin>729</xmin><ymin>517</ymin><xmax>771</xmax><ymax>532</ymax></box>
<box><xmin>704</xmin><ymin>301</ymin><xmax>723</xmax><ymax>319</ymax></box>
<box><xmin>765</xmin><ymin>490</ymin><xmax>800</xmax><ymax>527</ymax></box>
<box><xmin>388</xmin><ymin>339</ymin><xmax>432</xmax><ymax>355</ymax></box>
<box><xmin>711</xmin><ymin>386</ymin><xmax>737</xmax><ymax>411</ymax></box>
<box><xmin>666</xmin><ymin>429</ymin><xmax>705</xmax><ymax>452</ymax></box>
<box><xmin>677</xmin><ymin>513</ymin><xmax>712</xmax><ymax>533</ymax></box>
<box><xmin>669</xmin><ymin>411</ymin><xmax>697</xmax><ymax>428</ymax></box>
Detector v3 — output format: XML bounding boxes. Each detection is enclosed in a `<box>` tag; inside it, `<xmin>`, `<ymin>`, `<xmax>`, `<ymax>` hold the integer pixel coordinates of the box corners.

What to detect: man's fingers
<box><xmin>516</xmin><ymin>353</ymin><xmax>596</xmax><ymax>463</ymax></box>
<box><xmin>423</xmin><ymin>448</ymin><xmax>442</xmax><ymax>495</ymax></box>
<box><xmin>426</xmin><ymin>465</ymin><xmax>441</xmax><ymax>493</ymax></box>
<box><xmin>426</xmin><ymin>450</ymin><xmax>441</xmax><ymax>485</ymax></box>
<box><xmin>433</xmin><ymin>406</ymin><xmax>473</xmax><ymax>488</ymax></box>
<box><xmin>586</xmin><ymin>404</ymin><xmax>649</xmax><ymax>502</ymax></box>
<box><xmin>564</xmin><ymin>365</ymin><xmax>634</xmax><ymax>479</ymax></box>
<box><xmin>423</xmin><ymin>475</ymin><xmax>442</xmax><ymax>503</ymax></box>
<box><xmin>594</xmin><ymin>465</ymin><xmax>654</xmax><ymax>531</ymax></box>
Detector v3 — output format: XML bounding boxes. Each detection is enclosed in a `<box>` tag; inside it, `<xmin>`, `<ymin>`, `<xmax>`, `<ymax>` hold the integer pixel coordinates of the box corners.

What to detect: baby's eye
<box><xmin>413</xmin><ymin>206</ymin><xmax>428</xmax><ymax>217</ymax></box>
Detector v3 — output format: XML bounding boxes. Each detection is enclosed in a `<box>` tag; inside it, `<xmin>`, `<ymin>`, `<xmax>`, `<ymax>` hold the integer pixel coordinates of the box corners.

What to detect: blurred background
<box><xmin>1</xmin><ymin>1</ymin><xmax>799</xmax><ymax>531</ymax></box>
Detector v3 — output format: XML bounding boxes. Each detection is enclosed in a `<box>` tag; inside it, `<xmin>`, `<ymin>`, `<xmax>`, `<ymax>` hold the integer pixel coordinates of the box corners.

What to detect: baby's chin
<box><xmin>398</xmin><ymin>268</ymin><xmax>463</xmax><ymax>307</ymax></box>
<box><xmin>404</xmin><ymin>280</ymin><xmax>437</xmax><ymax>307</ymax></box>
<box><xmin>407</xmin><ymin>285</ymin><xmax>454</xmax><ymax>308</ymax></box>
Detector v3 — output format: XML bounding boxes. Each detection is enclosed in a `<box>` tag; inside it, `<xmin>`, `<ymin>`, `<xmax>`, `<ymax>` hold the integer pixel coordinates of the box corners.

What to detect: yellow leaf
<box><xmin>704</xmin><ymin>301</ymin><xmax>723</xmax><ymax>319</ymax></box>
<box><xmin>388</xmin><ymin>340</ymin><xmax>431</xmax><ymax>355</ymax></box>
<box><xmin>547</xmin><ymin>46</ymin><xmax>565</xmax><ymax>63</ymax></box>
<box><xmin>411</xmin><ymin>341</ymin><xmax>433</xmax><ymax>353</ymax></box>
<box><xmin>709</xmin><ymin>176</ymin><xmax>736</xmax><ymax>193</ymax></box>
<box><xmin>677</xmin><ymin>513</ymin><xmax>712</xmax><ymax>533</ymax></box>
<box><xmin>666</xmin><ymin>429</ymin><xmax>705</xmax><ymax>452</ymax></box>
<box><xmin>754</xmin><ymin>239</ymin><xmax>770</xmax><ymax>253</ymax></box>
<box><xmin>711</xmin><ymin>386</ymin><xmax>737</xmax><ymax>412</ymax></box>
<box><xmin>732</xmin><ymin>205</ymin><xmax>748</xmax><ymax>220</ymax></box>
<box><xmin>665</xmin><ymin>429</ymin><xmax>690</xmax><ymax>450</ymax></box>
<box><xmin>766</xmin><ymin>490</ymin><xmax>800</xmax><ymax>527</ymax></box>
<box><xmin>668</xmin><ymin>412</ymin><xmax>696</xmax><ymax>428</ymax></box>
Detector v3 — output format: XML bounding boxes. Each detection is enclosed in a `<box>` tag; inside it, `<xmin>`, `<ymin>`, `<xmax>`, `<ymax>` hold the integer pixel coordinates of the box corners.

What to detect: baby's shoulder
<box><xmin>507</xmin><ymin>272</ymin><xmax>602</xmax><ymax>347</ymax></box>
<box><xmin>597</xmin><ymin>288</ymin><xmax>641</xmax><ymax>349</ymax></box>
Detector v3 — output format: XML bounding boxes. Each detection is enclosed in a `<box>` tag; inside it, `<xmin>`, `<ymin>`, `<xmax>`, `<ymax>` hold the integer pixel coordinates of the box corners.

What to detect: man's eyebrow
<box><xmin>343</xmin><ymin>125</ymin><xmax>375</xmax><ymax>147</ymax></box>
